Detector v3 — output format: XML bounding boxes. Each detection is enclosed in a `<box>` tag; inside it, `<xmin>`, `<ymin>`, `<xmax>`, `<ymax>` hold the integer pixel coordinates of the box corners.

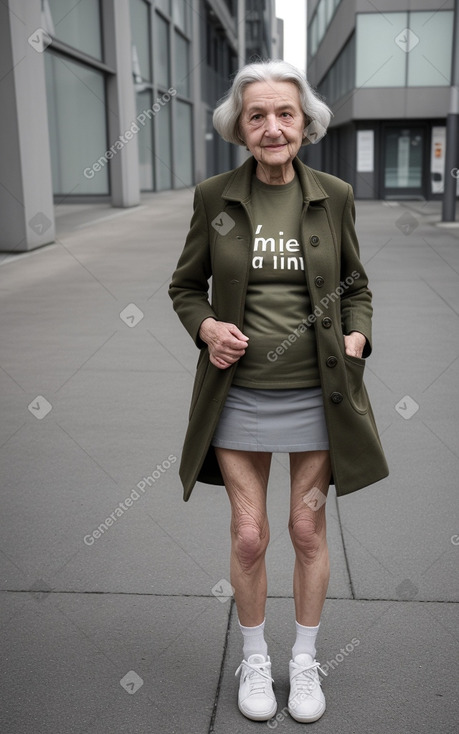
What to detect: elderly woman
<box><xmin>169</xmin><ymin>60</ymin><xmax>388</xmax><ymax>723</ymax></box>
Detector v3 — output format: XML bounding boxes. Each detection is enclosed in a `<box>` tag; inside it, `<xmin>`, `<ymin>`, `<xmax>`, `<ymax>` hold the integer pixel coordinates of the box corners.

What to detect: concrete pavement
<box><xmin>1</xmin><ymin>190</ymin><xmax>458</xmax><ymax>733</ymax></box>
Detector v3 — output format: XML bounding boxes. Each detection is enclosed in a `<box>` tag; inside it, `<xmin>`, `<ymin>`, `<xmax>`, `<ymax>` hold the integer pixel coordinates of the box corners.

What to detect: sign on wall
<box><xmin>357</xmin><ymin>130</ymin><xmax>374</xmax><ymax>172</ymax></box>
<box><xmin>430</xmin><ymin>126</ymin><xmax>459</xmax><ymax>195</ymax></box>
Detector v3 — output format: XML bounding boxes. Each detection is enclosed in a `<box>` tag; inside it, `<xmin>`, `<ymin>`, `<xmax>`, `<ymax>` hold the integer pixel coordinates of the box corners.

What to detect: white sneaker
<box><xmin>288</xmin><ymin>653</ymin><xmax>327</xmax><ymax>722</ymax></box>
<box><xmin>235</xmin><ymin>654</ymin><xmax>277</xmax><ymax>721</ymax></box>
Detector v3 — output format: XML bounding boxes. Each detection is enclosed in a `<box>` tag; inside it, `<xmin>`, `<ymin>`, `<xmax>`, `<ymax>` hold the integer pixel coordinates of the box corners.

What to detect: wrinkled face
<box><xmin>238</xmin><ymin>80</ymin><xmax>306</xmax><ymax>169</ymax></box>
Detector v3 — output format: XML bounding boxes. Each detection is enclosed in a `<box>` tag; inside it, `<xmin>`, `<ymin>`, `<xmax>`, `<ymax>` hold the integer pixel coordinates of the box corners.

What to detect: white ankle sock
<box><xmin>238</xmin><ymin>618</ymin><xmax>268</xmax><ymax>659</ymax></box>
<box><xmin>292</xmin><ymin>620</ymin><xmax>320</xmax><ymax>660</ymax></box>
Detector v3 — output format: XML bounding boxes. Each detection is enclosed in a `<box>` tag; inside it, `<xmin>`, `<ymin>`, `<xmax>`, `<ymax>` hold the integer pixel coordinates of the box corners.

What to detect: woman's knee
<box><xmin>288</xmin><ymin>513</ymin><xmax>326</xmax><ymax>562</ymax></box>
<box><xmin>232</xmin><ymin>515</ymin><xmax>269</xmax><ymax>571</ymax></box>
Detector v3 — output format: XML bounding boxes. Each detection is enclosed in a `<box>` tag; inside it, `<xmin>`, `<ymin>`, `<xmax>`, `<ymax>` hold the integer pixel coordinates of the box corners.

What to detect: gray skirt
<box><xmin>211</xmin><ymin>385</ymin><xmax>329</xmax><ymax>452</ymax></box>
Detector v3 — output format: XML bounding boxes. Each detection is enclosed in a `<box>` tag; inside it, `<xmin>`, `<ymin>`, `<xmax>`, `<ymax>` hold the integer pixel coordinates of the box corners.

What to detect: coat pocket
<box><xmin>343</xmin><ymin>354</ymin><xmax>369</xmax><ymax>414</ymax></box>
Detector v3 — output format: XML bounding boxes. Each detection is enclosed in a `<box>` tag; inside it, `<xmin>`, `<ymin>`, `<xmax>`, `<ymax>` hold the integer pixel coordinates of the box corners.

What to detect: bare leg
<box><xmin>288</xmin><ymin>450</ymin><xmax>332</xmax><ymax>626</ymax></box>
<box><xmin>215</xmin><ymin>448</ymin><xmax>272</xmax><ymax>627</ymax></box>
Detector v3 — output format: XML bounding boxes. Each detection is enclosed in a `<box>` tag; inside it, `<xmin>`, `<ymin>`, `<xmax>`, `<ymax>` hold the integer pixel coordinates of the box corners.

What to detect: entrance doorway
<box><xmin>383</xmin><ymin>126</ymin><xmax>426</xmax><ymax>199</ymax></box>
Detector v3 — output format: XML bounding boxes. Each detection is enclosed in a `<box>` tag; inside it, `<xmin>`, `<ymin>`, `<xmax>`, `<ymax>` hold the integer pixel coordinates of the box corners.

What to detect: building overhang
<box><xmin>329</xmin><ymin>86</ymin><xmax>450</xmax><ymax>127</ymax></box>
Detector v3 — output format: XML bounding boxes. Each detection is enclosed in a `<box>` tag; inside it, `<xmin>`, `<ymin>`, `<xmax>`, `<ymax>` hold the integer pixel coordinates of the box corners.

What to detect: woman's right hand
<box><xmin>199</xmin><ymin>318</ymin><xmax>249</xmax><ymax>369</ymax></box>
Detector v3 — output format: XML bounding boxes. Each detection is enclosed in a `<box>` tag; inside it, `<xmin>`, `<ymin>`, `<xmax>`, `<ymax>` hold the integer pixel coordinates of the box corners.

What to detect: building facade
<box><xmin>0</xmin><ymin>0</ymin><xmax>281</xmax><ymax>252</ymax></box>
<box><xmin>305</xmin><ymin>0</ymin><xmax>456</xmax><ymax>200</ymax></box>
<box><xmin>245</xmin><ymin>0</ymin><xmax>282</xmax><ymax>62</ymax></box>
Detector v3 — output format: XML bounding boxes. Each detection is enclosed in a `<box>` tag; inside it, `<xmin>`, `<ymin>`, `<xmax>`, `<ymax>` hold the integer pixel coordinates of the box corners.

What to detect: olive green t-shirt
<box><xmin>233</xmin><ymin>174</ymin><xmax>320</xmax><ymax>389</ymax></box>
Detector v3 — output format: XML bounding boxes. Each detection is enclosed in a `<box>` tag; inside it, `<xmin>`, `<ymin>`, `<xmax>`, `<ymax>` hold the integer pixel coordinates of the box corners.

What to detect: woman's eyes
<box><xmin>250</xmin><ymin>112</ymin><xmax>293</xmax><ymax>121</ymax></box>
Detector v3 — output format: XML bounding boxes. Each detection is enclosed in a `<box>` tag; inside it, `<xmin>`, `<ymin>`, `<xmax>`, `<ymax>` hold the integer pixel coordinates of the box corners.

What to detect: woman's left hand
<box><xmin>344</xmin><ymin>331</ymin><xmax>366</xmax><ymax>358</ymax></box>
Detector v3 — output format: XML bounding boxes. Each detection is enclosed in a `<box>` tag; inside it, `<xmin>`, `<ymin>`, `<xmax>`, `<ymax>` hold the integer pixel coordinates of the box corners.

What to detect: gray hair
<box><xmin>213</xmin><ymin>60</ymin><xmax>332</xmax><ymax>147</ymax></box>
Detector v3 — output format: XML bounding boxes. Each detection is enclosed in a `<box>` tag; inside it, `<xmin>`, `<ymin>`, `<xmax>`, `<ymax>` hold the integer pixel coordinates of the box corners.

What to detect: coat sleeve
<box><xmin>168</xmin><ymin>185</ymin><xmax>218</xmax><ymax>347</ymax></box>
<box><xmin>339</xmin><ymin>184</ymin><xmax>373</xmax><ymax>357</ymax></box>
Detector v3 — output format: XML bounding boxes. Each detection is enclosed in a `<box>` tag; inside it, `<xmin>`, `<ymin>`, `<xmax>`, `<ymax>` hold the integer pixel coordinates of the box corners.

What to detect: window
<box><xmin>156</xmin><ymin>0</ymin><xmax>171</xmax><ymax>16</ymax></box>
<box><xmin>136</xmin><ymin>91</ymin><xmax>154</xmax><ymax>190</ymax></box>
<box><xmin>325</xmin><ymin>0</ymin><xmax>334</xmax><ymax>25</ymax></box>
<box><xmin>156</xmin><ymin>101</ymin><xmax>172</xmax><ymax>190</ymax></box>
<box><xmin>45</xmin><ymin>53</ymin><xmax>108</xmax><ymax>195</ymax></box>
<box><xmin>308</xmin><ymin>0</ymin><xmax>342</xmax><ymax>58</ymax></box>
<box><xmin>174</xmin><ymin>101</ymin><xmax>193</xmax><ymax>187</ymax></box>
<box><xmin>47</xmin><ymin>0</ymin><xmax>102</xmax><ymax>60</ymax></box>
<box><xmin>173</xmin><ymin>0</ymin><xmax>190</xmax><ymax>34</ymax></box>
<box><xmin>130</xmin><ymin>0</ymin><xmax>152</xmax><ymax>83</ymax></box>
<box><xmin>384</xmin><ymin>128</ymin><xmax>424</xmax><ymax>189</ymax></box>
<box><xmin>309</xmin><ymin>15</ymin><xmax>318</xmax><ymax>58</ymax></box>
<box><xmin>317</xmin><ymin>1</ymin><xmax>326</xmax><ymax>43</ymax></box>
<box><xmin>356</xmin><ymin>13</ymin><xmax>407</xmax><ymax>88</ymax></box>
<box><xmin>222</xmin><ymin>0</ymin><xmax>236</xmax><ymax>16</ymax></box>
<box><xmin>407</xmin><ymin>11</ymin><xmax>453</xmax><ymax>87</ymax></box>
<box><xmin>155</xmin><ymin>13</ymin><xmax>170</xmax><ymax>88</ymax></box>
<box><xmin>319</xmin><ymin>34</ymin><xmax>355</xmax><ymax>106</ymax></box>
<box><xmin>356</xmin><ymin>11</ymin><xmax>453</xmax><ymax>89</ymax></box>
<box><xmin>175</xmin><ymin>32</ymin><xmax>190</xmax><ymax>97</ymax></box>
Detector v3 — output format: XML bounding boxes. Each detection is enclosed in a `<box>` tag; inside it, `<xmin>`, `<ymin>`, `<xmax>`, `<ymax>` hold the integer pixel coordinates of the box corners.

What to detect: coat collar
<box><xmin>221</xmin><ymin>156</ymin><xmax>329</xmax><ymax>204</ymax></box>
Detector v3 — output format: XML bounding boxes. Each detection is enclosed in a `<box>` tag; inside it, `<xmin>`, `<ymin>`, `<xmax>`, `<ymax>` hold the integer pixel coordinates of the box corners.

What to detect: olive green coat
<box><xmin>169</xmin><ymin>156</ymin><xmax>389</xmax><ymax>501</ymax></box>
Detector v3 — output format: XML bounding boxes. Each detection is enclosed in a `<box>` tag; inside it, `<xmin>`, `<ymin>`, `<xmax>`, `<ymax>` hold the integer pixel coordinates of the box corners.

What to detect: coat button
<box><xmin>331</xmin><ymin>391</ymin><xmax>343</xmax><ymax>404</ymax></box>
<box><xmin>322</xmin><ymin>317</ymin><xmax>332</xmax><ymax>328</ymax></box>
<box><xmin>314</xmin><ymin>275</ymin><xmax>325</xmax><ymax>287</ymax></box>
<box><xmin>310</xmin><ymin>235</ymin><xmax>320</xmax><ymax>246</ymax></box>
<box><xmin>326</xmin><ymin>356</ymin><xmax>338</xmax><ymax>367</ymax></box>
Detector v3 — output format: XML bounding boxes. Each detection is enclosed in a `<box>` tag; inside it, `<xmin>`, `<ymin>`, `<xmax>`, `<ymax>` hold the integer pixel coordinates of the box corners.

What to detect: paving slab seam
<box><xmin>0</xmin><ymin>590</ymin><xmax>233</xmax><ymax>598</ymax></box>
<box><xmin>3</xmin><ymin>591</ymin><xmax>456</xmax><ymax>605</ymax></box>
<box><xmin>0</xmin><ymin>587</ymin><xmax>459</xmax><ymax>608</ymax></box>
<box><xmin>208</xmin><ymin>597</ymin><xmax>234</xmax><ymax>734</ymax></box>
<box><xmin>335</xmin><ymin>497</ymin><xmax>356</xmax><ymax>599</ymax></box>
<box><xmin>263</xmin><ymin>595</ymin><xmax>459</xmax><ymax>604</ymax></box>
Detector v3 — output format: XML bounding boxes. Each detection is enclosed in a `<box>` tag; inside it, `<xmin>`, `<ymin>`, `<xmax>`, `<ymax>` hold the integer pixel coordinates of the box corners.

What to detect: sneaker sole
<box><xmin>288</xmin><ymin>702</ymin><xmax>326</xmax><ymax>723</ymax></box>
<box><xmin>238</xmin><ymin>701</ymin><xmax>277</xmax><ymax>722</ymax></box>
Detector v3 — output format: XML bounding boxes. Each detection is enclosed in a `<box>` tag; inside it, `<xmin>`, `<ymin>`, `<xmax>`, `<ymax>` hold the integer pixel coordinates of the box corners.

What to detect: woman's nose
<box><xmin>265</xmin><ymin>116</ymin><xmax>281</xmax><ymax>137</ymax></box>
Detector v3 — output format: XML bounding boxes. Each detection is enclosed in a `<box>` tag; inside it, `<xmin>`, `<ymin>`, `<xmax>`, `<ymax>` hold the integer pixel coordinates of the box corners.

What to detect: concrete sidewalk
<box><xmin>0</xmin><ymin>190</ymin><xmax>458</xmax><ymax>734</ymax></box>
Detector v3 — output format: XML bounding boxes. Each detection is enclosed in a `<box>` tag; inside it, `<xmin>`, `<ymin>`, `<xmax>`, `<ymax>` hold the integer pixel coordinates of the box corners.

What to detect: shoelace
<box><xmin>290</xmin><ymin>660</ymin><xmax>327</xmax><ymax>697</ymax></box>
<box><xmin>235</xmin><ymin>659</ymin><xmax>274</xmax><ymax>695</ymax></box>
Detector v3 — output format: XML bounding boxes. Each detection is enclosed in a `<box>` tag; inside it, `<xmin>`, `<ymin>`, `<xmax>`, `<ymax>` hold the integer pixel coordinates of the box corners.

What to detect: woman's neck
<box><xmin>255</xmin><ymin>162</ymin><xmax>295</xmax><ymax>186</ymax></box>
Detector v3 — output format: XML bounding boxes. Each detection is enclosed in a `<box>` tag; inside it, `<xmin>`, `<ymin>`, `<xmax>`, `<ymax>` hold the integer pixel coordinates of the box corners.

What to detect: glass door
<box><xmin>383</xmin><ymin>126</ymin><xmax>425</xmax><ymax>198</ymax></box>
